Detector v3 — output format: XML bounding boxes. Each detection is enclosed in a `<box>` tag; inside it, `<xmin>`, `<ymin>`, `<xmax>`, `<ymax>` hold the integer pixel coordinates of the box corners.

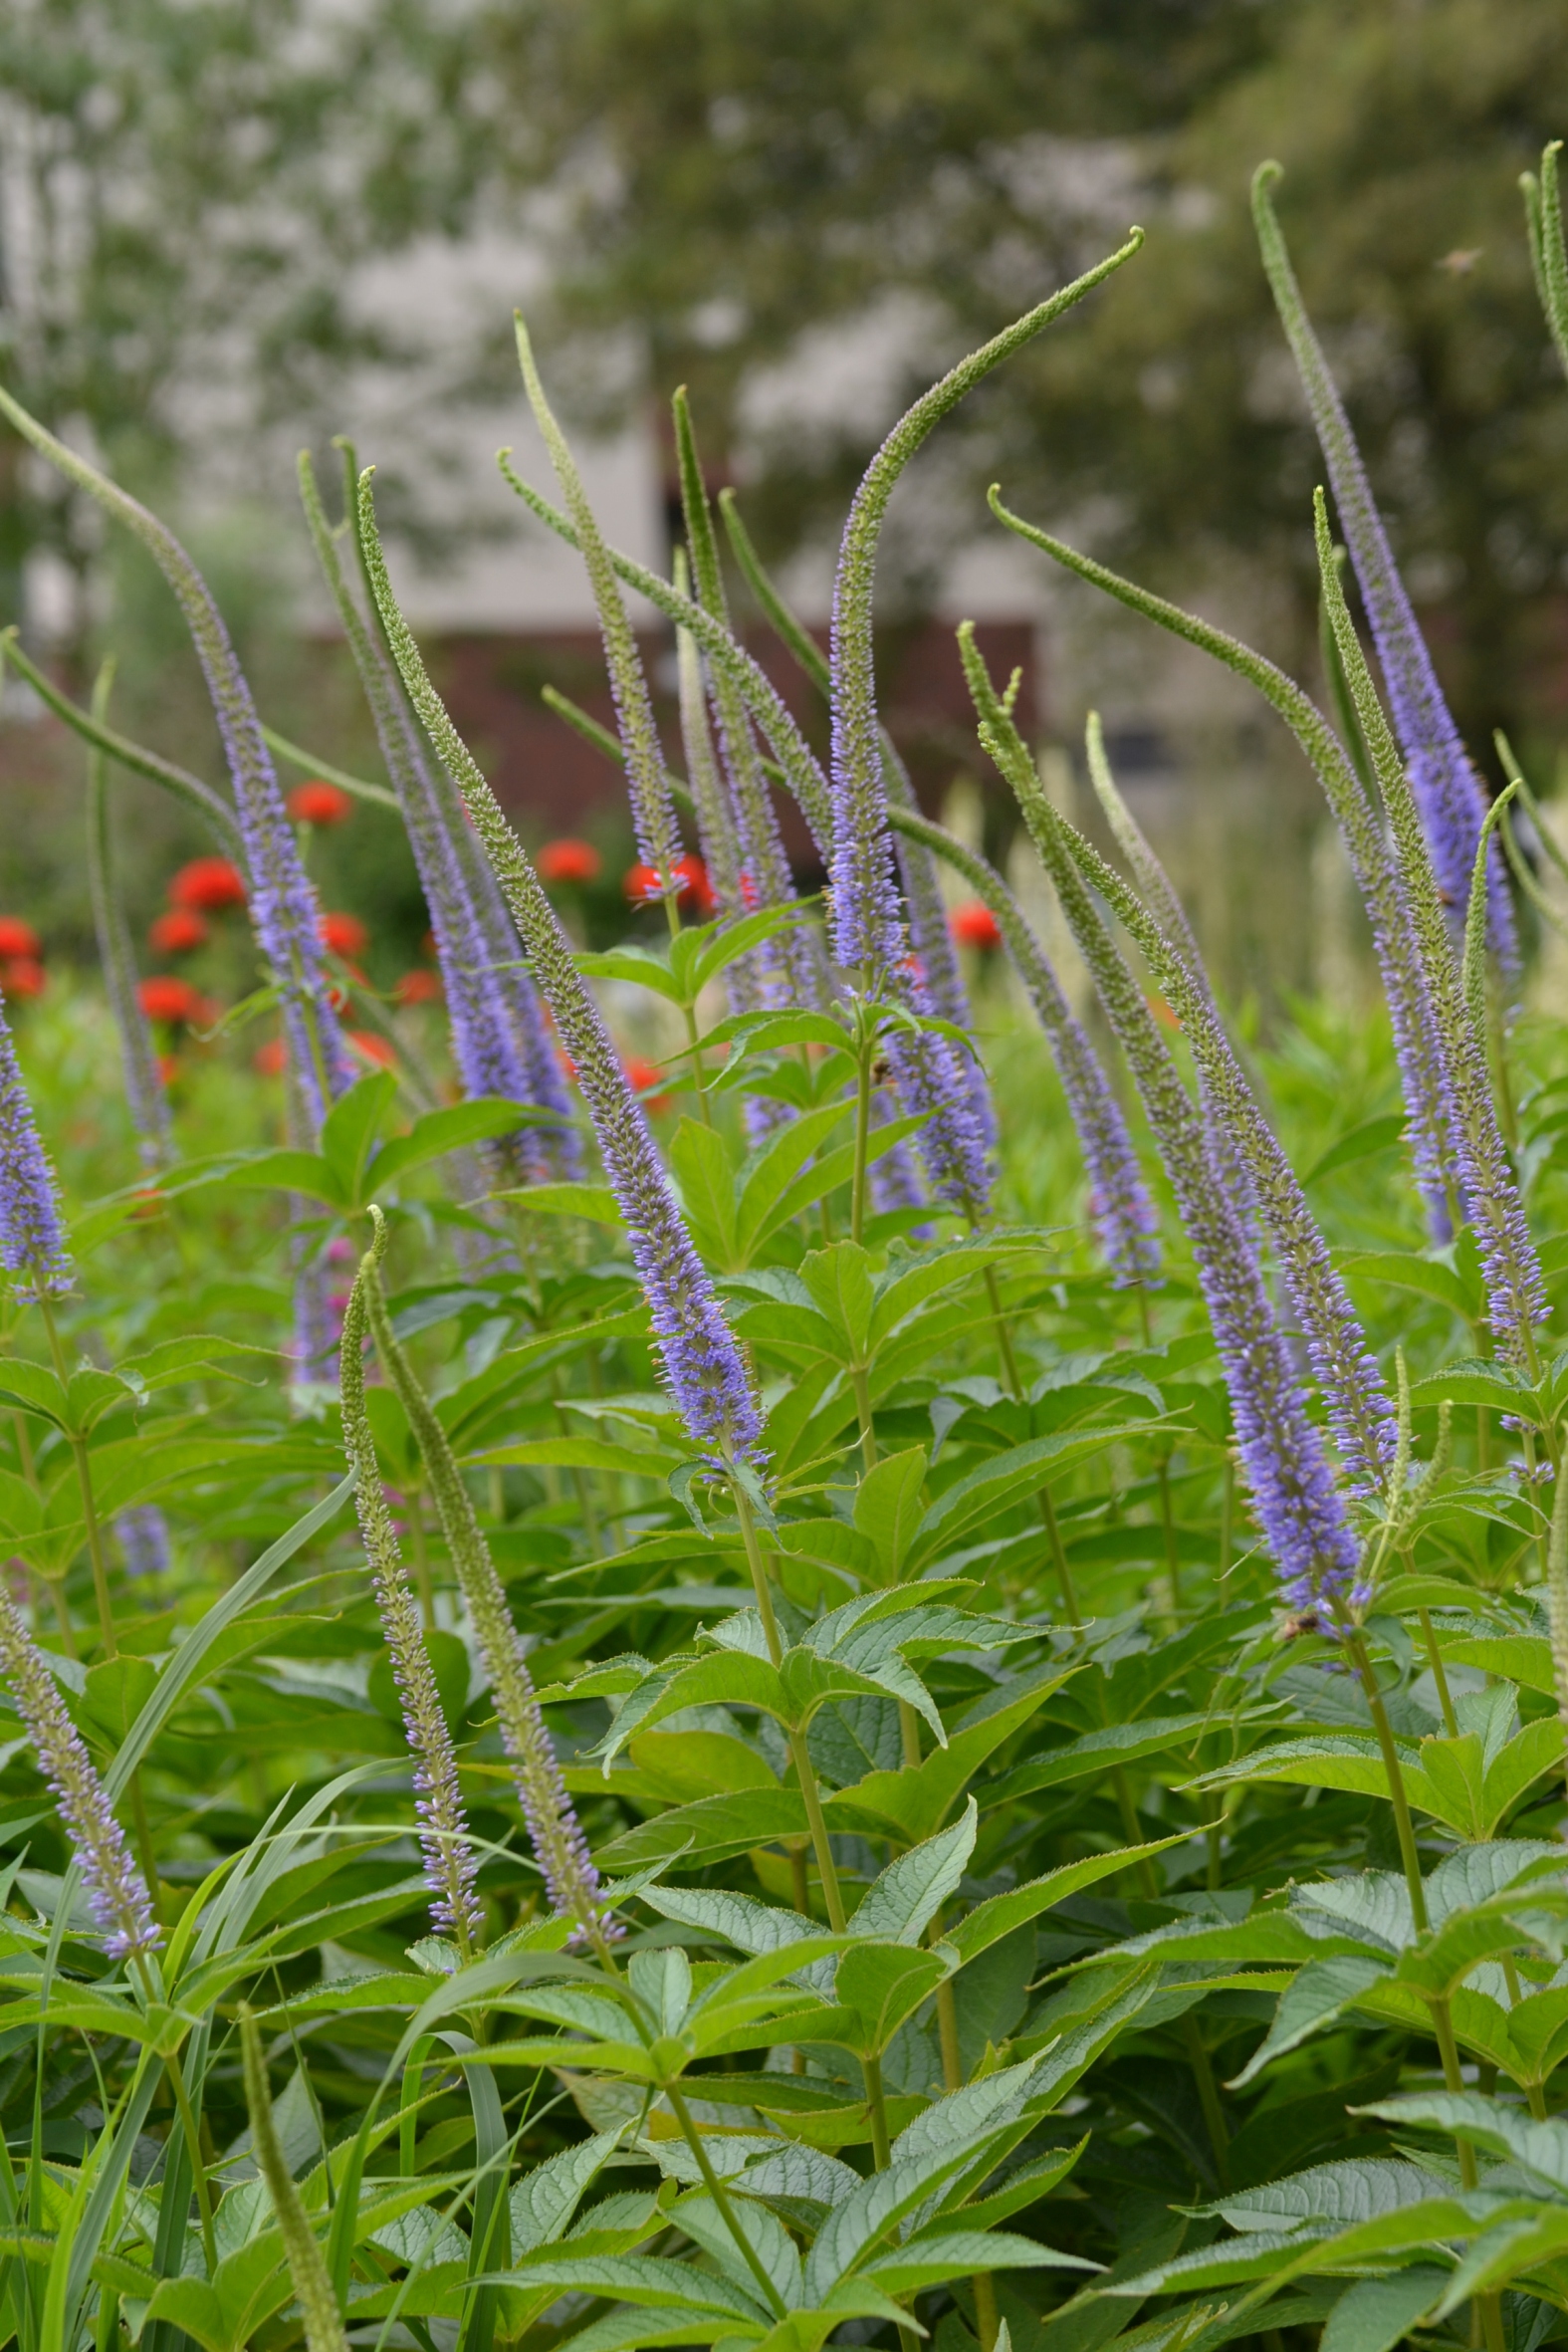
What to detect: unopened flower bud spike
<box><xmin>515</xmin><ymin>316</ymin><xmax>683</xmax><ymax>896</ymax></box>
<box><xmin>1522</xmin><ymin>139</ymin><xmax>1568</xmax><ymax>382</ymax></box>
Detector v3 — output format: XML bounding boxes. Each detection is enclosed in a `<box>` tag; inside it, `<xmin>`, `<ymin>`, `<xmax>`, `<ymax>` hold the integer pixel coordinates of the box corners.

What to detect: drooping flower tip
<box><xmin>169</xmin><ymin>856</ymin><xmax>247</xmax><ymax>913</ymax></box>
<box><xmin>288</xmin><ymin>780</ymin><xmax>352</xmax><ymax>827</ymax></box>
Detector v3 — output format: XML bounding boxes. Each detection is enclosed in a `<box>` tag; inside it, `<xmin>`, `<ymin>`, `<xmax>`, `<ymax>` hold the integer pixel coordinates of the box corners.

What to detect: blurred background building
<box><xmin>2</xmin><ymin>0</ymin><xmax>1566</xmax><ymax>1008</ymax></box>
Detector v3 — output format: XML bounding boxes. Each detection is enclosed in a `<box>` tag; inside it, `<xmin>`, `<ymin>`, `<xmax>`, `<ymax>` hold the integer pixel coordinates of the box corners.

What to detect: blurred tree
<box><xmin>0</xmin><ymin>0</ymin><xmax>499</xmax><ymax>649</ymax></box>
<box><xmin>503</xmin><ymin>0</ymin><xmax>1568</xmax><ymax>760</ymax></box>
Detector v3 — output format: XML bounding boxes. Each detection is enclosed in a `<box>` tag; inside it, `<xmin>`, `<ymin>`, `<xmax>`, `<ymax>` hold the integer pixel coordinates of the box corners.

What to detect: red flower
<box><xmin>622</xmin><ymin>854</ymin><xmax>714</xmax><ymax>915</ymax></box>
<box><xmin>950</xmin><ymin>901</ymin><xmax>1002</xmax><ymax>951</ymax></box>
<box><xmin>0</xmin><ymin>959</ymin><xmax>46</xmax><ymax>1000</ymax></box>
<box><xmin>319</xmin><ymin>910</ymin><xmax>368</xmax><ymax>957</ymax></box>
<box><xmin>1147</xmin><ymin>994</ymin><xmax>1181</xmax><ymax>1033</ymax></box>
<box><xmin>252</xmin><ymin>1038</ymin><xmax>287</xmax><ymax>1075</ymax></box>
<box><xmin>539</xmin><ymin>837</ymin><xmax>601</xmax><ymax>885</ymax></box>
<box><xmin>138</xmin><ymin>976</ymin><xmax>200</xmax><ymax>1025</ymax></box>
<box><xmin>149</xmin><ymin>908</ymin><xmax>208</xmax><ymax>956</ymax></box>
<box><xmin>394</xmin><ymin>968</ymin><xmax>443</xmax><ymax>1005</ymax></box>
<box><xmin>348</xmin><ymin>1031</ymin><xmax>397</xmax><ymax>1067</ymax></box>
<box><xmin>0</xmin><ymin>918</ymin><xmax>41</xmax><ymax>960</ymax></box>
<box><xmin>622</xmin><ymin>1055</ymin><xmax>671</xmax><ymax>1112</ymax></box>
<box><xmin>170</xmin><ymin>857</ymin><xmax>246</xmax><ymax>912</ymax></box>
<box><xmin>288</xmin><ymin>780</ymin><xmax>352</xmax><ymax>827</ymax></box>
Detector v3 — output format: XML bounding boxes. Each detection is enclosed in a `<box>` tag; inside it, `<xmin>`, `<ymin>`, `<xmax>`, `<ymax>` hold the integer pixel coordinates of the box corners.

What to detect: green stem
<box><xmin>982</xmin><ymin>1265</ymin><xmax>1024</xmax><ymax>1399</ymax></box>
<box><xmin>861</xmin><ymin>2051</ymin><xmax>894</xmax><ymax>2171</ymax></box>
<box><xmin>407</xmin><ymin>1500</ymin><xmax>436</xmax><ymax>1632</ymax></box>
<box><xmin>850</xmin><ymin>1043</ymin><xmax>874</xmax><ymax>1247</ymax></box>
<box><xmin>897</xmin><ymin>1702</ymin><xmax>922</xmax><ymax>1769</ymax></box>
<box><xmin>1348</xmin><ymin>1633</ymin><xmax>1428</xmax><ymax>1931</ymax></box>
<box><xmin>1038</xmin><ymin>1487</ymin><xmax>1081</xmax><ymax>1622</ymax></box>
<box><xmin>1418</xmin><ymin>1608</ymin><xmax>1458</xmax><ymax>1737</ymax></box>
<box><xmin>664</xmin><ymin>2080</ymin><xmax>785</xmax><ymax>2317</ymax></box>
<box><xmin>733</xmin><ymin>1484</ymin><xmax>785</xmax><ymax>1665</ymax></box>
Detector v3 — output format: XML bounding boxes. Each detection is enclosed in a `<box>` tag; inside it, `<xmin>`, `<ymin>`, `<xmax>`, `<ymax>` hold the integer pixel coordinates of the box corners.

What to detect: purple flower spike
<box><xmin>358</xmin><ymin>470</ymin><xmax>764</xmax><ymax>1471</ymax></box>
<box><xmin>341</xmin><ymin>1234</ymin><xmax>482</xmax><ymax>1949</ymax></box>
<box><xmin>0</xmin><ymin>1590</ymin><xmax>159</xmax><ymax>1959</ymax></box>
<box><xmin>359</xmin><ymin>1220</ymin><xmax>616</xmax><ymax>1944</ymax></box>
<box><xmin>1253</xmin><ymin>165</ymin><xmax>1517</xmax><ymax>971</ymax></box>
<box><xmin>0</xmin><ymin>391</ymin><xmax>353</xmax><ymax>1130</ymax></box>
<box><xmin>967</xmin><ymin>633</ymin><xmax>1360</xmax><ymax>1611</ymax></box>
<box><xmin>300</xmin><ymin>453</ymin><xmax>576</xmax><ymax>1182</ymax></box>
<box><xmin>0</xmin><ymin>1004</ymin><xmax>72</xmax><ymax>1303</ymax></box>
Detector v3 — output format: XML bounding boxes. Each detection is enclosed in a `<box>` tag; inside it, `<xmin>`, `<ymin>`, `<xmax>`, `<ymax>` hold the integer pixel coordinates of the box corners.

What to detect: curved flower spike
<box><xmin>516</xmin><ymin>317</ymin><xmax>684</xmax><ymax>893</ymax></box>
<box><xmin>356</xmin><ymin>472</ymin><xmax>763</xmax><ymax>1468</ymax></box>
<box><xmin>86</xmin><ymin>665</ymin><xmax>171</xmax><ymax>1169</ymax></box>
<box><xmin>964</xmin><ymin>626</ymin><xmax>1359</xmax><ymax>1613</ymax></box>
<box><xmin>1315</xmin><ymin>491</ymin><xmax>1545</xmax><ymax>1365</ymax></box>
<box><xmin>826</xmin><ymin>229</ymin><xmax>1144</xmax><ymax>986</ymax></box>
<box><xmin>339</xmin><ymin>1221</ymin><xmax>481</xmax><ymax>1950</ymax></box>
<box><xmin>0</xmin><ymin>1000</ymin><xmax>72</xmax><ymax>1302</ymax></box>
<box><xmin>1251</xmin><ymin>163</ymin><xmax>1515</xmax><ymax>970</ymax></box>
<box><xmin>0</xmin><ymin>387</ymin><xmax>352</xmax><ymax>1128</ymax></box>
<box><xmin>987</xmin><ymin>488</ymin><xmax>1460</xmax><ymax>1233</ymax></box>
<box><xmin>1522</xmin><ymin>140</ymin><xmax>1568</xmax><ymax>382</ymax></box>
<box><xmin>358</xmin><ymin>1214</ymin><xmax>614</xmax><ymax>1943</ymax></box>
<box><xmin>0</xmin><ymin>1590</ymin><xmax>158</xmax><ymax>1958</ymax></box>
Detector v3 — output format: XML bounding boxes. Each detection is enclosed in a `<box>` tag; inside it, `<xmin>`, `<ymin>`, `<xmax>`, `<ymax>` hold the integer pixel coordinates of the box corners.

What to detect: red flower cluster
<box><xmin>288</xmin><ymin>781</ymin><xmax>352</xmax><ymax>827</ymax></box>
<box><xmin>170</xmin><ymin>857</ymin><xmax>246</xmax><ymax>913</ymax></box>
<box><xmin>0</xmin><ymin>916</ymin><xmax>46</xmax><ymax>1000</ymax></box>
<box><xmin>319</xmin><ymin>910</ymin><xmax>368</xmax><ymax>959</ymax></box>
<box><xmin>622</xmin><ymin>1056</ymin><xmax>671</xmax><ymax>1112</ymax></box>
<box><xmin>138</xmin><ymin>976</ymin><xmax>216</xmax><ymax>1028</ymax></box>
<box><xmin>149</xmin><ymin>909</ymin><xmax>208</xmax><ymax>956</ymax></box>
<box><xmin>395</xmin><ymin>968</ymin><xmax>443</xmax><ymax>1006</ymax></box>
<box><xmin>950</xmin><ymin>901</ymin><xmax>1003</xmax><ymax>951</ymax></box>
<box><xmin>623</xmin><ymin>854</ymin><xmax>714</xmax><ymax>916</ymax></box>
<box><xmin>539</xmin><ymin>837</ymin><xmax>601</xmax><ymax>885</ymax></box>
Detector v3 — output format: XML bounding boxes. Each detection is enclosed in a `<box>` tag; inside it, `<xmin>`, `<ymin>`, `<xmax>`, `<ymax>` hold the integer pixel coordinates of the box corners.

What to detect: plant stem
<box><xmin>1418</xmin><ymin>1608</ymin><xmax>1458</xmax><ymax>1737</ymax></box>
<box><xmin>850</xmin><ymin>1041</ymin><xmax>874</xmax><ymax>1247</ymax></box>
<box><xmin>983</xmin><ymin>1265</ymin><xmax>1023</xmax><ymax>1399</ymax></box>
<box><xmin>1038</xmin><ymin>1487</ymin><xmax>1080</xmax><ymax>1622</ymax></box>
<box><xmin>734</xmin><ymin>1483</ymin><xmax>785</xmax><ymax>1665</ymax></box>
<box><xmin>1347</xmin><ymin>1633</ymin><xmax>1428</xmax><ymax>1931</ymax></box>
<box><xmin>897</xmin><ymin>1702</ymin><xmax>922</xmax><ymax>1769</ymax></box>
<box><xmin>664</xmin><ymin>2080</ymin><xmax>785</xmax><ymax>2317</ymax></box>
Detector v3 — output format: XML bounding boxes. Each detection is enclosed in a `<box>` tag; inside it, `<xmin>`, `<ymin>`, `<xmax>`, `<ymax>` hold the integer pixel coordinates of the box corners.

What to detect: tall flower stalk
<box><xmin>85</xmin><ymin>664</ymin><xmax>171</xmax><ymax>1169</ymax></box>
<box><xmin>339</xmin><ymin>1224</ymin><xmax>481</xmax><ymax>1952</ymax></box>
<box><xmin>0</xmin><ymin>1588</ymin><xmax>158</xmax><ymax>1958</ymax></box>
<box><xmin>1251</xmin><ymin>164</ymin><xmax>1515</xmax><ymax>969</ymax></box>
<box><xmin>356</xmin><ymin>472</ymin><xmax>764</xmax><ymax>1472</ymax></box>
<box><xmin>299</xmin><ymin>449</ymin><xmax>574</xmax><ymax>1182</ymax></box>
<box><xmin>359</xmin><ymin>1215</ymin><xmax>611</xmax><ymax>1942</ymax></box>
<box><xmin>988</xmin><ymin>490</ymin><xmax>1462</xmax><ymax>1235</ymax></box>
<box><xmin>1314</xmin><ymin>494</ymin><xmax>1545</xmax><ymax>1364</ymax></box>
<box><xmin>964</xmin><ymin>630</ymin><xmax>1360</xmax><ymax>1615</ymax></box>
<box><xmin>0</xmin><ymin>388</ymin><xmax>353</xmax><ymax>1129</ymax></box>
